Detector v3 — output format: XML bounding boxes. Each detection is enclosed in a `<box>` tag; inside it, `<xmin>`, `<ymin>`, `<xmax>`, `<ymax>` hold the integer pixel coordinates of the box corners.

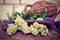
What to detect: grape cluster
<box><xmin>14</xmin><ymin>16</ymin><xmax>49</xmax><ymax>36</ymax></box>
<box><xmin>2</xmin><ymin>17</ymin><xmax>15</xmax><ymax>30</ymax></box>
<box><xmin>29</xmin><ymin>25</ymin><xmax>39</xmax><ymax>36</ymax></box>
<box><xmin>7</xmin><ymin>24</ymin><xmax>18</xmax><ymax>35</ymax></box>
<box><xmin>19</xmin><ymin>25</ymin><xmax>30</xmax><ymax>34</ymax></box>
<box><xmin>2</xmin><ymin>16</ymin><xmax>49</xmax><ymax>36</ymax></box>
<box><xmin>14</xmin><ymin>16</ymin><xmax>30</xmax><ymax>34</ymax></box>
<box><xmin>33</xmin><ymin>22</ymin><xmax>49</xmax><ymax>36</ymax></box>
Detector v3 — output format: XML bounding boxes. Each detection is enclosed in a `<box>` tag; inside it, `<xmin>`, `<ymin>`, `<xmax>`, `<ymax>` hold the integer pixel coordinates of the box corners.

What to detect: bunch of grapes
<box><xmin>32</xmin><ymin>22</ymin><xmax>49</xmax><ymax>36</ymax></box>
<box><xmin>14</xmin><ymin>16</ymin><xmax>30</xmax><ymax>34</ymax></box>
<box><xmin>14</xmin><ymin>16</ymin><xmax>39</xmax><ymax>35</ymax></box>
<box><xmin>40</xmin><ymin>27</ymin><xmax>49</xmax><ymax>36</ymax></box>
<box><xmin>2</xmin><ymin>16</ymin><xmax>49</xmax><ymax>36</ymax></box>
<box><xmin>14</xmin><ymin>16</ymin><xmax>49</xmax><ymax>36</ymax></box>
<box><xmin>7</xmin><ymin>24</ymin><xmax>18</xmax><ymax>35</ymax></box>
<box><xmin>29</xmin><ymin>25</ymin><xmax>39</xmax><ymax>36</ymax></box>
<box><xmin>2</xmin><ymin>17</ymin><xmax>15</xmax><ymax>30</ymax></box>
<box><xmin>19</xmin><ymin>25</ymin><xmax>30</xmax><ymax>34</ymax></box>
<box><xmin>14</xmin><ymin>16</ymin><xmax>27</xmax><ymax>26</ymax></box>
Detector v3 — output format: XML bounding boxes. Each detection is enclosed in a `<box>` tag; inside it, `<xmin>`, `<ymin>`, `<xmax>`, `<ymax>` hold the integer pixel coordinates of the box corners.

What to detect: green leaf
<box><xmin>12</xmin><ymin>11</ymin><xmax>22</xmax><ymax>18</ymax></box>
<box><xmin>6</xmin><ymin>12</ymin><xmax>10</xmax><ymax>19</ymax></box>
<box><xmin>23</xmin><ymin>15</ymin><xmax>34</xmax><ymax>20</ymax></box>
<box><xmin>27</xmin><ymin>10</ymin><xmax>33</xmax><ymax>16</ymax></box>
<box><xmin>29</xmin><ymin>17</ymin><xmax>34</xmax><ymax>20</ymax></box>
<box><xmin>39</xmin><ymin>11</ymin><xmax>46</xmax><ymax>18</ymax></box>
<box><xmin>25</xmin><ymin>10</ymin><xmax>37</xmax><ymax>20</ymax></box>
<box><xmin>27</xmin><ymin>10</ymin><xmax>36</xmax><ymax>16</ymax></box>
<box><xmin>12</xmin><ymin>12</ymin><xmax>17</xmax><ymax>18</ymax></box>
<box><xmin>32</xmin><ymin>14</ymin><xmax>37</xmax><ymax>18</ymax></box>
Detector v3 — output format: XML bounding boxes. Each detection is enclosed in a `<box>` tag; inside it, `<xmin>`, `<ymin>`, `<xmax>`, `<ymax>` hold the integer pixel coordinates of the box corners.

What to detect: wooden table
<box><xmin>0</xmin><ymin>23</ymin><xmax>60</xmax><ymax>40</ymax></box>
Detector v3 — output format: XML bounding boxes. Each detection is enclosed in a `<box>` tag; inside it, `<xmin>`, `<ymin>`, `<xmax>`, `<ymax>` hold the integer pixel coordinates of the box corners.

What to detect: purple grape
<box><xmin>2</xmin><ymin>17</ymin><xmax>15</xmax><ymax>30</ymax></box>
<box><xmin>44</xmin><ymin>17</ymin><xmax>53</xmax><ymax>21</ymax></box>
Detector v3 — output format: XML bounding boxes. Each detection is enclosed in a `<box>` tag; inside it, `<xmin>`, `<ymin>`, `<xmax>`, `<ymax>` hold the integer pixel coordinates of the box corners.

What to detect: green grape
<box><xmin>33</xmin><ymin>22</ymin><xmax>40</xmax><ymax>28</ymax></box>
<box><xmin>36</xmin><ymin>18</ymin><xmax>44</xmax><ymax>20</ymax></box>
<box><xmin>41</xmin><ymin>31</ymin><xmax>47</xmax><ymax>36</ymax></box>
<box><xmin>7</xmin><ymin>24</ymin><xmax>18</xmax><ymax>35</ymax></box>
<box><xmin>39</xmin><ymin>24</ymin><xmax>44</xmax><ymax>28</ymax></box>
<box><xmin>7</xmin><ymin>28</ymin><xmax>12</xmax><ymax>35</ymax></box>
<box><xmin>45</xmin><ymin>28</ymin><xmax>49</xmax><ymax>33</ymax></box>
<box><xmin>41</xmin><ymin>29</ymin><xmax>49</xmax><ymax>36</ymax></box>
<box><xmin>32</xmin><ymin>22</ymin><xmax>49</xmax><ymax>36</ymax></box>
<box><xmin>40</xmin><ymin>25</ymin><xmax>49</xmax><ymax>36</ymax></box>
<box><xmin>14</xmin><ymin>16</ymin><xmax>30</xmax><ymax>34</ymax></box>
<box><xmin>29</xmin><ymin>25</ymin><xmax>39</xmax><ymax>36</ymax></box>
<box><xmin>14</xmin><ymin>16</ymin><xmax>28</xmax><ymax>26</ymax></box>
<box><xmin>19</xmin><ymin>25</ymin><xmax>30</xmax><ymax>34</ymax></box>
<box><xmin>14</xmin><ymin>16</ymin><xmax>49</xmax><ymax>36</ymax></box>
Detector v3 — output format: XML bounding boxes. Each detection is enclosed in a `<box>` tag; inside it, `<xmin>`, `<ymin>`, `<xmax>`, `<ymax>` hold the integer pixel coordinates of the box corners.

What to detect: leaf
<box><xmin>25</xmin><ymin>10</ymin><xmax>37</xmax><ymax>20</ymax></box>
<box><xmin>27</xmin><ymin>10</ymin><xmax>33</xmax><ymax>16</ymax></box>
<box><xmin>6</xmin><ymin>12</ymin><xmax>10</xmax><ymax>19</ymax></box>
<box><xmin>12</xmin><ymin>13</ymin><xmax>17</xmax><ymax>18</ymax></box>
<box><xmin>32</xmin><ymin>14</ymin><xmax>37</xmax><ymax>19</ymax></box>
<box><xmin>12</xmin><ymin>11</ymin><xmax>22</xmax><ymax>18</ymax></box>
<box><xmin>39</xmin><ymin>11</ymin><xmax>46</xmax><ymax>18</ymax></box>
<box><xmin>15</xmin><ymin>11</ymin><xmax>21</xmax><ymax>16</ymax></box>
<box><xmin>23</xmin><ymin>16</ymin><xmax>34</xmax><ymax>20</ymax></box>
<box><xmin>27</xmin><ymin>17</ymin><xmax>34</xmax><ymax>20</ymax></box>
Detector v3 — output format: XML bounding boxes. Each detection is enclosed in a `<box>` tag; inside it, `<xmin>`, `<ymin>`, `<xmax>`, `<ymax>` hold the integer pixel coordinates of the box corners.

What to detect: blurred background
<box><xmin>0</xmin><ymin>0</ymin><xmax>60</xmax><ymax>21</ymax></box>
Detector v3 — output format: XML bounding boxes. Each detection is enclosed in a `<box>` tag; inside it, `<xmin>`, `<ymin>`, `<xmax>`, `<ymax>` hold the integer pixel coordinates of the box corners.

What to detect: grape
<box><xmin>7</xmin><ymin>24</ymin><xmax>18</xmax><ymax>35</ymax></box>
<box><xmin>44</xmin><ymin>17</ymin><xmax>53</xmax><ymax>21</ymax></box>
<box><xmin>8</xmin><ymin>17</ymin><xmax>15</xmax><ymax>23</ymax></box>
<box><xmin>38</xmin><ymin>25</ymin><xmax>49</xmax><ymax>36</ymax></box>
<box><xmin>20</xmin><ymin>25</ymin><xmax>30</xmax><ymax>34</ymax></box>
<box><xmin>33</xmin><ymin>22</ymin><xmax>40</xmax><ymax>28</ymax></box>
<box><xmin>2</xmin><ymin>17</ymin><xmax>15</xmax><ymax>30</ymax></box>
<box><xmin>29</xmin><ymin>25</ymin><xmax>39</xmax><ymax>36</ymax></box>
<box><xmin>2</xmin><ymin>23</ymin><xmax>8</xmax><ymax>30</ymax></box>
<box><xmin>41</xmin><ymin>28</ymin><xmax>49</xmax><ymax>36</ymax></box>
<box><xmin>31</xmin><ymin>22</ymin><xmax>49</xmax><ymax>36</ymax></box>
<box><xmin>2</xmin><ymin>14</ymin><xmax>49</xmax><ymax>36</ymax></box>
<box><xmin>36</xmin><ymin>18</ymin><xmax>44</xmax><ymax>20</ymax></box>
<box><xmin>14</xmin><ymin>16</ymin><xmax>30</xmax><ymax>34</ymax></box>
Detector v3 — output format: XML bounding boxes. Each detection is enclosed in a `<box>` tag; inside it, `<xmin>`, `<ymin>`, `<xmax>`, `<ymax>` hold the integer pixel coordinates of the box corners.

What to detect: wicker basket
<box><xmin>23</xmin><ymin>1</ymin><xmax>57</xmax><ymax>17</ymax></box>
